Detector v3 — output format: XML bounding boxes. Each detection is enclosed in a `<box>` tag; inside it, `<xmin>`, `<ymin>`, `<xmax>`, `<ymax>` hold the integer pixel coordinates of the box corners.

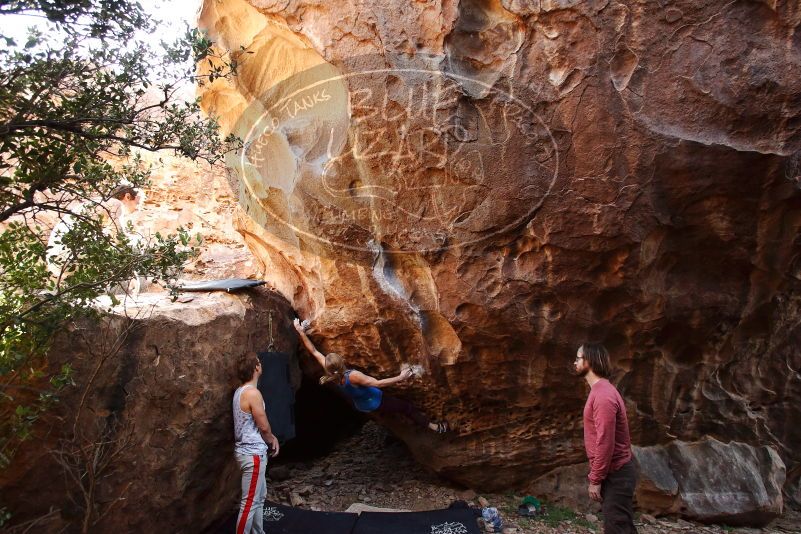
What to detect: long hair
<box><xmin>319</xmin><ymin>353</ymin><xmax>346</xmax><ymax>385</ymax></box>
<box><xmin>579</xmin><ymin>343</ymin><xmax>612</xmax><ymax>378</ymax></box>
<box><xmin>110</xmin><ymin>182</ymin><xmax>140</xmax><ymax>200</ymax></box>
<box><xmin>236</xmin><ymin>351</ymin><xmax>260</xmax><ymax>383</ymax></box>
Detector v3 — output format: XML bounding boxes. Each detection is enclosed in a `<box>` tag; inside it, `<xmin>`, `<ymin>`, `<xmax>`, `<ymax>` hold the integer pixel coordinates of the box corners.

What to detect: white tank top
<box><xmin>233</xmin><ymin>385</ymin><xmax>268</xmax><ymax>455</ymax></box>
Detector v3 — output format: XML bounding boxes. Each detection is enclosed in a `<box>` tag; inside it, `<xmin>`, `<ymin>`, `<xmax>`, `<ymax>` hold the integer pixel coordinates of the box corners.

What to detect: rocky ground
<box><xmin>265</xmin><ymin>422</ymin><xmax>801</xmax><ymax>534</ymax></box>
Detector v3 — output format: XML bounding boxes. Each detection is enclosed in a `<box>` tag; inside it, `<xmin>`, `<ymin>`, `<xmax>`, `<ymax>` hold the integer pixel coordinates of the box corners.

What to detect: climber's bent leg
<box><xmin>377</xmin><ymin>395</ymin><xmax>430</xmax><ymax>428</ymax></box>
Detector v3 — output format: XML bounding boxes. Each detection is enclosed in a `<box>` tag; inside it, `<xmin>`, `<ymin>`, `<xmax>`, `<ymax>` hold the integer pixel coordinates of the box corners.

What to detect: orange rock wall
<box><xmin>198</xmin><ymin>0</ymin><xmax>801</xmax><ymax>496</ymax></box>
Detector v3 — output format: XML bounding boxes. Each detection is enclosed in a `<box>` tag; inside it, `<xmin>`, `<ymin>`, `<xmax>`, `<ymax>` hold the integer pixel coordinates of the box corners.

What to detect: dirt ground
<box><xmin>265</xmin><ymin>422</ymin><xmax>801</xmax><ymax>534</ymax></box>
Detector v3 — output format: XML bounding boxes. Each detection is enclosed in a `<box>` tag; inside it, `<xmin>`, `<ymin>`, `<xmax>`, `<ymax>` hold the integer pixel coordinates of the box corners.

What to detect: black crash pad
<box><xmin>261</xmin><ymin>502</ymin><xmax>358</xmax><ymax>534</ymax></box>
<box><xmin>207</xmin><ymin>504</ymin><xmax>481</xmax><ymax>534</ymax></box>
<box><xmin>257</xmin><ymin>352</ymin><xmax>296</xmax><ymax>443</ymax></box>
<box><xmin>210</xmin><ymin>502</ymin><xmax>357</xmax><ymax>534</ymax></box>
<box><xmin>178</xmin><ymin>278</ymin><xmax>266</xmax><ymax>292</ymax></box>
<box><xmin>352</xmin><ymin>508</ymin><xmax>482</xmax><ymax>534</ymax></box>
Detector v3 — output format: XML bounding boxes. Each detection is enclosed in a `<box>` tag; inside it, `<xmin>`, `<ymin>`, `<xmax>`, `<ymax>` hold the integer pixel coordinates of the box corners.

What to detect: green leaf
<box><xmin>0</xmin><ymin>0</ymin><xmax>241</xmax><ymax>470</ymax></box>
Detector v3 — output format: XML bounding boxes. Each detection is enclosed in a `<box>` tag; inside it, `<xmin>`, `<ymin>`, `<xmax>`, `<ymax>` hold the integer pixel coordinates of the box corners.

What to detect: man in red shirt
<box><xmin>575</xmin><ymin>343</ymin><xmax>637</xmax><ymax>534</ymax></box>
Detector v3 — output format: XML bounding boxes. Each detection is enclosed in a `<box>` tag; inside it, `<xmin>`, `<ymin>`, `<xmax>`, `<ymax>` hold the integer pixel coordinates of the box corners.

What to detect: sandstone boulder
<box><xmin>0</xmin><ymin>290</ymin><xmax>297</xmax><ymax>532</ymax></box>
<box><xmin>197</xmin><ymin>0</ymin><xmax>801</xmax><ymax>508</ymax></box>
<box><xmin>635</xmin><ymin>438</ymin><xmax>786</xmax><ymax>527</ymax></box>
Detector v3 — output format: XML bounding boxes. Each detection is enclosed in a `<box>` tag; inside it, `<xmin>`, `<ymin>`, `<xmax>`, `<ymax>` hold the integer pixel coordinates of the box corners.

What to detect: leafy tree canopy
<box><xmin>0</xmin><ymin>0</ymin><xmax>240</xmax><ymax>472</ymax></box>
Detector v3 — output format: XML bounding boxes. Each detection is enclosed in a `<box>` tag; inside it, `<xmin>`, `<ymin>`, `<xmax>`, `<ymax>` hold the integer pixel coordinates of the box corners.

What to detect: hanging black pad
<box><xmin>257</xmin><ymin>352</ymin><xmax>296</xmax><ymax>442</ymax></box>
<box><xmin>178</xmin><ymin>278</ymin><xmax>266</xmax><ymax>292</ymax></box>
<box><xmin>352</xmin><ymin>508</ymin><xmax>482</xmax><ymax>534</ymax></box>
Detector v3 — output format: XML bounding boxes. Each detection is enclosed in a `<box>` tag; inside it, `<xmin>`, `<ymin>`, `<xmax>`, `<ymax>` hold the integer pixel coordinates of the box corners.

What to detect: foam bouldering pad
<box><xmin>261</xmin><ymin>502</ymin><xmax>358</xmax><ymax>533</ymax></box>
<box><xmin>257</xmin><ymin>352</ymin><xmax>296</xmax><ymax>442</ymax></box>
<box><xmin>207</xmin><ymin>502</ymin><xmax>358</xmax><ymax>534</ymax></box>
<box><xmin>208</xmin><ymin>504</ymin><xmax>482</xmax><ymax>534</ymax></box>
<box><xmin>352</xmin><ymin>508</ymin><xmax>481</xmax><ymax>534</ymax></box>
<box><xmin>178</xmin><ymin>278</ymin><xmax>266</xmax><ymax>292</ymax></box>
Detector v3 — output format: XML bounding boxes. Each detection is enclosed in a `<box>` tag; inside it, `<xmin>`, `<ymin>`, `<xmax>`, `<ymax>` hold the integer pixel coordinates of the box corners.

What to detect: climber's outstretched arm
<box><xmin>293</xmin><ymin>318</ymin><xmax>326</xmax><ymax>368</ymax></box>
<box><xmin>347</xmin><ymin>368</ymin><xmax>413</xmax><ymax>388</ymax></box>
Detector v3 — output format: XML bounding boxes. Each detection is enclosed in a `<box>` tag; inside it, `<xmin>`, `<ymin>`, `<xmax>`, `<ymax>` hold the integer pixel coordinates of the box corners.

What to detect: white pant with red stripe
<box><xmin>235</xmin><ymin>452</ymin><xmax>267</xmax><ymax>534</ymax></box>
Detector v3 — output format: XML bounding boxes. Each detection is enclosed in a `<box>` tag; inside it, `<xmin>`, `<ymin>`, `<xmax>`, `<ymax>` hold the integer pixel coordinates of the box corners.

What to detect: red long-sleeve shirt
<box><xmin>583</xmin><ymin>378</ymin><xmax>632</xmax><ymax>485</ymax></box>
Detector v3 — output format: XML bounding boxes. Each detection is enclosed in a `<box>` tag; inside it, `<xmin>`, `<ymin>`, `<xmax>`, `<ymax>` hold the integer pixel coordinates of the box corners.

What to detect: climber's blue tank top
<box><xmin>340</xmin><ymin>370</ymin><xmax>383</xmax><ymax>412</ymax></box>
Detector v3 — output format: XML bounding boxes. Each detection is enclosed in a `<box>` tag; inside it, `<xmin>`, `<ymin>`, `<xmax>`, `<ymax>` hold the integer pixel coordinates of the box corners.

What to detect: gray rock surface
<box><xmin>634</xmin><ymin>438</ymin><xmax>786</xmax><ymax>527</ymax></box>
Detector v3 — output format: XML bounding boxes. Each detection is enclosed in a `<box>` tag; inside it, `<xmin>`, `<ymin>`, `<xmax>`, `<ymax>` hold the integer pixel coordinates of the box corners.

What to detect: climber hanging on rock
<box><xmin>293</xmin><ymin>318</ymin><xmax>449</xmax><ymax>433</ymax></box>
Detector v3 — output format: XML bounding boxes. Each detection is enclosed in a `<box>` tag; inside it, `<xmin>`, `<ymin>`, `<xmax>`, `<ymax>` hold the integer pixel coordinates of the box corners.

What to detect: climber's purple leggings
<box><xmin>376</xmin><ymin>395</ymin><xmax>430</xmax><ymax>428</ymax></box>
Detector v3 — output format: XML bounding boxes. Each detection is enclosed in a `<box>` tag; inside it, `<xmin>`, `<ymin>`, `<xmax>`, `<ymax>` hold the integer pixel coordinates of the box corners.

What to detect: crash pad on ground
<box><xmin>352</xmin><ymin>508</ymin><xmax>481</xmax><ymax>534</ymax></box>
<box><xmin>208</xmin><ymin>502</ymin><xmax>481</xmax><ymax>534</ymax></box>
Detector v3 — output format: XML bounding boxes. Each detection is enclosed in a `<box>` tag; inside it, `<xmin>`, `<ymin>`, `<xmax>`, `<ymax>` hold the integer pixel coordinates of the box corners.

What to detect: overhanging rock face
<box><xmin>197</xmin><ymin>0</ymin><xmax>801</xmax><ymax>510</ymax></box>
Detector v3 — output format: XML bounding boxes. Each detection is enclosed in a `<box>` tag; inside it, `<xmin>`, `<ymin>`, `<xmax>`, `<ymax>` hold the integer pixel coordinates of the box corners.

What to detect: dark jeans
<box><xmin>376</xmin><ymin>395</ymin><xmax>430</xmax><ymax>428</ymax></box>
<box><xmin>601</xmin><ymin>460</ymin><xmax>638</xmax><ymax>534</ymax></box>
